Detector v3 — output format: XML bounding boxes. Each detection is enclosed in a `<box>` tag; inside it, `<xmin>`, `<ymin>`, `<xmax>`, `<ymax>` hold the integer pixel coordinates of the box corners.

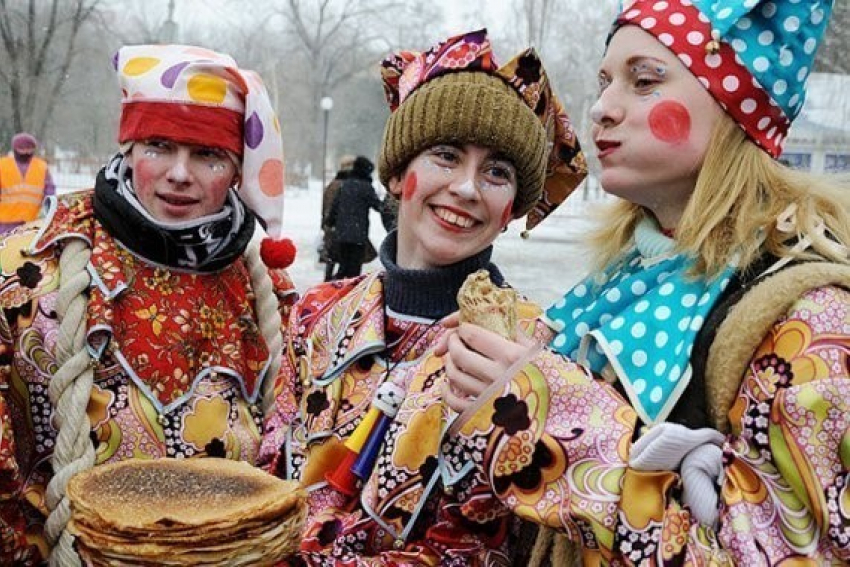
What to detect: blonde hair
<box><xmin>590</xmin><ymin>113</ymin><xmax>850</xmax><ymax>278</ymax></box>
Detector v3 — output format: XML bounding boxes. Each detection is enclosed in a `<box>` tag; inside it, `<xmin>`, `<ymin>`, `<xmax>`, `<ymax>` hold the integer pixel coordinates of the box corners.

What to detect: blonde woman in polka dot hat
<box><xmin>0</xmin><ymin>44</ymin><xmax>298</xmax><ymax>565</ymax></box>
<box><xmin>440</xmin><ymin>0</ymin><xmax>850</xmax><ymax>564</ymax></box>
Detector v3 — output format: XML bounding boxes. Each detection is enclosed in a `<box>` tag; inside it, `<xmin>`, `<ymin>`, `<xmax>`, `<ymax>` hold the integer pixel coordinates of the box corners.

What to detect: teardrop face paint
<box><xmin>392</xmin><ymin>144</ymin><xmax>518</xmax><ymax>270</ymax></box>
<box><xmin>590</xmin><ymin>26</ymin><xmax>724</xmax><ymax>228</ymax></box>
<box><xmin>129</xmin><ymin>140</ymin><xmax>236</xmax><ymax>222</ymax></box>
<box><xmin>402</xmin><ymin>171</ymin><xmax>418</xmax><ymax>201</ymax></box>
<box><xmin>648</xmin><ymin>100</ymin><xmax>691</xmax><ymax>144</ymax></box>
<box><xmin>455</xmin><ymin>179</ymin><xmax>476</xmax><ymax>199</ymax></box>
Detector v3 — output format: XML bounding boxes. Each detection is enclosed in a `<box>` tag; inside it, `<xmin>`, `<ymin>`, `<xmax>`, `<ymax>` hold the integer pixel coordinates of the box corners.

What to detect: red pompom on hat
<box><xmin>260</xmin><ymin>237</ymin><xmax>296</xmax><ymax>269</ymax></box>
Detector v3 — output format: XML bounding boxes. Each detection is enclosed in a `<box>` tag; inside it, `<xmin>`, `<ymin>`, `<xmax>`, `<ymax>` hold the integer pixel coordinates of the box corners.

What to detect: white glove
<box><xmin>629</xmin><ymin>422</ymin><xmax>724</xmax><ymax>471</ymax></box>
<box><xmin>681</xmin><ymin>443</ymin><xmax>724</xmax><ymax>527</ymax></box>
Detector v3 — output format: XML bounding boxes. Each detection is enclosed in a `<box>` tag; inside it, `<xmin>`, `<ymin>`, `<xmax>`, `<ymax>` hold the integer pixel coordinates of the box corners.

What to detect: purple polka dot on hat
<box><xmin>245</xmin><ymin>112</ymin><xmax>264</xmax><ymax>149</ymax></box>
<box><xmin>161</xmin><ymin>62</ymin><xmax>190</xmax><ymax>88</ymax></box>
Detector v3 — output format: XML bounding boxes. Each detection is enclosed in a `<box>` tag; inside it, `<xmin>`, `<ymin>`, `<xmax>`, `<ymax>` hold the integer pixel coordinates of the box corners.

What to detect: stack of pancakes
<box><xmin>66</xmin><ymin>458</ymin><xmax>306</xmax><ymax>566</ymax></box>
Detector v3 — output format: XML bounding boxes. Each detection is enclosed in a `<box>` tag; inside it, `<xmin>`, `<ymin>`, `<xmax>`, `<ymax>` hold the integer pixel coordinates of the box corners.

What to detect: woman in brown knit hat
<box><xmin>259</xmin><ymin>29</ymin><xmax>587</xmax><ymax>564</ymax></box>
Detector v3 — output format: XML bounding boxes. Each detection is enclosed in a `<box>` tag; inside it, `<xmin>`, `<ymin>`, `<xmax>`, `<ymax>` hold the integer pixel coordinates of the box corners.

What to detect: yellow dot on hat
<box><xmin>259</xmin><ymin>159</ymin><xmax>284</xmax><ymax>197</ymax></box>
<box><xmin>187</xmin><ymin>73</ymin><xmax>228</xmax><ymax>103</ymax></box>
<box><xmin>123</xmin><ymin>57</ymin><xmax>160</xmax><ymax>76</ymax></box>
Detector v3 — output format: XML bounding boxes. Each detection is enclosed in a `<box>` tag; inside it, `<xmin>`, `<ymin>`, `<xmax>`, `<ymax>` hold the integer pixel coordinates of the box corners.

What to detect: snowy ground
<box><xmin>57</xmin><ymin>174</ymin><xmax>605</xmax><ymax>309</ymax></box>
<box><xmin>282</xmin><ymin>181</ymin><xmax>605</xmax><ymax>308</ymax></box>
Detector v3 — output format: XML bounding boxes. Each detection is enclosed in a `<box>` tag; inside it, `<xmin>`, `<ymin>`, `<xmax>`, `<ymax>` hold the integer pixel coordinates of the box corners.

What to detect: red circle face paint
<box><xmin>132</xmin><ymin>158</ymin><xmax>156</xmax><ymax>189</ymax></box>
<box><xmin>500</xmin><ymin>199</ymin><xmax>514</xmax><ymax>228</ymax></box>
<box><xmin>648</xmin><ymin>100</ymin><xmax>691</xmax><ymax>145</ymax></box>
<box><xmin>402</xmin><ymin>171</ymin><xmax>417</xmax><ymax>201</ymax></box>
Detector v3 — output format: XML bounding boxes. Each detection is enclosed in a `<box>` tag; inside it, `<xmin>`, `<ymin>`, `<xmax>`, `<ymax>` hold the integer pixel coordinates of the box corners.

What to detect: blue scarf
<box><xmin>545</xmin><ymin>218</ymin><xmax>735</xmax><ymax>424</ymax></box>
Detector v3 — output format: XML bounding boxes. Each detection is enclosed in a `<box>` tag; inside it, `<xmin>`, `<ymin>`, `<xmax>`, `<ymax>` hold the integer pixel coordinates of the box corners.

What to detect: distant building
<box><xmin>781</xmin><ymin>73</ymin><xmax>850</xmax><ymax>173</ymax></box>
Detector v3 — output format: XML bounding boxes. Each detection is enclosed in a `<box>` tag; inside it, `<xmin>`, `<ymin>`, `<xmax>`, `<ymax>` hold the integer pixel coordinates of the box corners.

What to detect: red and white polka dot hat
<box><xmin>115</xmin><ymin>44</ymin><xmax>288</xmax><ymax>241</ymax></box>
<box><xmin>615</xmin><ymin>0</ymin><xmax>834</xmax><ymax>158</ymax></box>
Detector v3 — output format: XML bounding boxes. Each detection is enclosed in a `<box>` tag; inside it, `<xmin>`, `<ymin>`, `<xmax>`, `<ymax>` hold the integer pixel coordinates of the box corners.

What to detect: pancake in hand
<box><xmin>457</xmin><ymin>269</ymin><xmax>517</xmax><ymax>340</ymax></box>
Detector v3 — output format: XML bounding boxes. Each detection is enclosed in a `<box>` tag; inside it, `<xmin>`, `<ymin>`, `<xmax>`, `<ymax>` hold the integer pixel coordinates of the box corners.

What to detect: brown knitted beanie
<box><xmin>378</xmin><ymin>71</ymin><xmax>547</xmax><ymax>218</ymax></box>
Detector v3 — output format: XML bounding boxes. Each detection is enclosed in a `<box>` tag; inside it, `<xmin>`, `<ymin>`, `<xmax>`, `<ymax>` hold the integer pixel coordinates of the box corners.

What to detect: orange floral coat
<box><xmin>0</xmin><ymin>192</ymin><xmax>296</xmax><ymax>564</ymax></box>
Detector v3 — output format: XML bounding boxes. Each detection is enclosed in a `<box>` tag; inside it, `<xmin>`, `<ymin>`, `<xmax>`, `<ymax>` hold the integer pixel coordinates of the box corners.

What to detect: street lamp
<box><xmin>320</xmin><ymin>96</ymin><xmax>334</xmax><ymax>189</ymax></box>
<box><xmin>159</xmin><ymin>0</ymin><xmax>178</xmax><ymax>43</ymax></box>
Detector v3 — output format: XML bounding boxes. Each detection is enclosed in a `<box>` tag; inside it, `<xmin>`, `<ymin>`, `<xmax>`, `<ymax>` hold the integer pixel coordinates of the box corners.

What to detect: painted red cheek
<box><xmin>648</xmin><ymin>101</ymin><xmax>691</xmax><ymax>144</ymax></box>
<box><xmin>132</xmin><ymin>159</ymin><xmax>155</xmax><ymax>188</ymax></box>
<box><xmin>500</xmin><ymin>199</ymin><xmax>513</xmax><ymax>228</ymax></box>
<box><xmin>402</xmin><ymin>171</ymin><xmax>417</xmax><ymax>201</ymax></box>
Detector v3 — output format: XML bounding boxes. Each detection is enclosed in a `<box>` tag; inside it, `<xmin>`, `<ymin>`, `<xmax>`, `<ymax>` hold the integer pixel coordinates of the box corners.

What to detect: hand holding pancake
<box><xmin>439</xmin><ymin>270</ymin><xmax>531</xmax><ymax>413</ymax></box>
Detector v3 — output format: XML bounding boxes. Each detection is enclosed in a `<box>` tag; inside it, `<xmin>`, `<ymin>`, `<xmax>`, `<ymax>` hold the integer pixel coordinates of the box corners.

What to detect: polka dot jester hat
<box><xmin>615</xmin><ymin>0</ymin><xmax>835</xmax><ymax>158</ymax></box>
<box><xmin>115</xmin><ymin>44</ymin><xmax>288</xmax><ymax>240</ymax></box>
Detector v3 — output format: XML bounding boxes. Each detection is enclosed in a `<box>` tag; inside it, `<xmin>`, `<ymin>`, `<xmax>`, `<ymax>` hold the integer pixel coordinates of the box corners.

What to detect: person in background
<box><xmin>0</xmin><ymin>44</ymin><xmax>297</xmax><ymax>565</ymax></box>
<box><xmin>327</xmin><ymin>155</ymin><xmax>382</xmax><ymax>279</ymax></box>
<box><xmin>320</xmin><ymin>155</ymin><xmax>355</xmax><ymax>282</ymax></box>
<box><xmin>440</xmin><ymin>0</ymin><xmax>850</xmax><ymax>564</ymax></box>
<box><xmin>0</xmin><ymin>133</ymin><xmax>56</xmax><ymax>234</ymax></box>
<box><xmin>379</xmin><ymin>181</ymin><xmax>398</xmax><ymax>234</ymax></box>
<box><xmin>259</xmin><ymin>29</ymin><xmax>587</xmax><ymax>564</ymax></box>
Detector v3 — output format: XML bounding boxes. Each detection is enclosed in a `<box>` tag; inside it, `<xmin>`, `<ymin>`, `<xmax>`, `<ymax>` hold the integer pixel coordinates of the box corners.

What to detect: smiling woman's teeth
<box><xmin>435</xmin><ymin>207</ymin><xmax>474</xmax><ymax>228</ymax></box>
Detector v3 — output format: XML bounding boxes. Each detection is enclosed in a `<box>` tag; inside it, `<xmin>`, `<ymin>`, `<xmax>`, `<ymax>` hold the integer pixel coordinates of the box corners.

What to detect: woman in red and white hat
<box><xmin>0</xmin><ymin>44</ymin><xmax>297</xmax><ymax>565</ymax></box>
<box><xmin>441</xmin><ymin>0</ymin><xmax>850</xmax><ymax>564</ymax></box>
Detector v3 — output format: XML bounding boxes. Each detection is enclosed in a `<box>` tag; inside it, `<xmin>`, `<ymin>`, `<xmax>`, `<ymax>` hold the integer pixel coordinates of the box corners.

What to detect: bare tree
<box><xmin>270</xmin><ymin>0</ymin><xmax>417</xmax><ymax>174</ymax></box>
<box><xmin>497</xmin><ymin>0</ymin><xmax>616</xmax><ymax>197</ymax></box>
<box><xmin>0</xmin><ymin>0</ymin><xmax>103</xmax><ymax>146</ymax></box>
<box><xmin>520</xmin><ymin>0</ymin><xmax>555</xmax><ymax>47</ymax></box>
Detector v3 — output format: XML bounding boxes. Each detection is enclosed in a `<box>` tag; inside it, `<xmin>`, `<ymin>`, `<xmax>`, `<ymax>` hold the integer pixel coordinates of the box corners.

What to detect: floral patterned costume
<box><xmin>259</xmin><ymin>263</ymin><xmax>635</xmax><ymax>566</ymax></box>
<box><xmin>0</xmin><ymin>192</ymin><xmax>296</xmax><ymax>564</ymax></box>
<box><xmin>262</xmin><ymin>256</ymin><xmax>850</xmax><ymax>565</ymax></box>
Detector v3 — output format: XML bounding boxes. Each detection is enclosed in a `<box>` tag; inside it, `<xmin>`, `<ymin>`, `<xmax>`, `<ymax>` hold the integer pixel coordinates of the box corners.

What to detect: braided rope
<box><xmin>244</xmin><ymin>242</ymin><xmax>283</xmax><ymax>416</ymax></box>
<box><xmin>527</xmin><ymin>525</ymin><xmax>554</xmax><ymax>567</ymax></box>
<box><xmin>45</xmin><ymin>239</ymin><xmax>95</xmax><ymax>566</ymax></box>
<box><xmin>528</xmin><ymin>527</ymin><xmax>582</xmax><ymax>567</ymax></box>
<box><xmin>552</xmin><ymin>532</ymin><xmax>581</xmax><ymax>566</ymax></box>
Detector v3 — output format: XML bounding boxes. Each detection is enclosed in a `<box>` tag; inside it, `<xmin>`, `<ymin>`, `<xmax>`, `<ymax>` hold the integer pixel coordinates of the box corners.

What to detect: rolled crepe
<box><xmin>457</xmin><ymin>269</ymin><xmax>517</xmax><ymax>340</ymax></box>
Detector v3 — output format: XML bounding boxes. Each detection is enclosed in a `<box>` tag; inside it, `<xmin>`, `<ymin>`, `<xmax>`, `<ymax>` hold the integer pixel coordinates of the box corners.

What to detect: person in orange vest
<box><xmin>0</xmin><ymin>132</ymin><xmax>56</xmax><ymax>233</ymax></box>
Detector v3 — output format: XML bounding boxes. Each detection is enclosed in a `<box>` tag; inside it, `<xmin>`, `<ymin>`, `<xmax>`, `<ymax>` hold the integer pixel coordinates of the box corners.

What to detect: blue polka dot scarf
<box><xmin>545</xmin><ymin>217</ymin><xmax>735</xmax><ymax>424</ymax></box>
